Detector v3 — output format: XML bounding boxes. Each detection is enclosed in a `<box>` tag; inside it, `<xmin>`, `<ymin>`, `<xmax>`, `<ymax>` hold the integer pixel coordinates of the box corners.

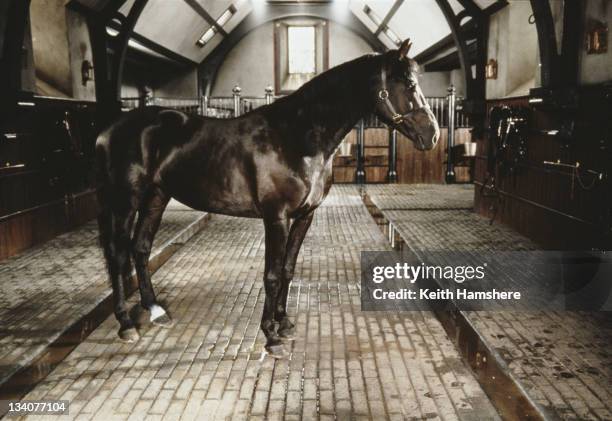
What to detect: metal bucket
<box><xmin>463</xmin><ymin>142</ymin><xmax>477</xmax><ymax>157</ymax></box>
<box><xmin>339</xmin><ymin>140</ymin><xmax>352</xmax><ymax>157</ymax></box>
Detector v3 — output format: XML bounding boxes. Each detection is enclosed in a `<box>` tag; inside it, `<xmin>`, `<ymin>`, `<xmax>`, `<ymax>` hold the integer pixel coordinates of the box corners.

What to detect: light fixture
<box><xmin>196</xmin><ymin>27</ymin><xmax>217</xmax><ymax>47</ymax></box>
<box><xmin>363</xmin><ymin>5</ymin><xmax>401</xmax><ymax>47</ymax></box>
<box><xmin>485</xmin><ymin>59</ymin><xmax>498</xmax><ymax>80</ymax></box>
<box><xmin>81</xmin><ymin>60</ymin><xmax>93</xmax><ymax>86</ymax></box>
<box><xmin>196</xmin><ymin>5</ymin><xmax>236</xmax><ymax>47</ymax></box>
<box><xmin>586</xmin><ymin>20</ymin><xmax>608</xmax><ymax>54</ymax></box>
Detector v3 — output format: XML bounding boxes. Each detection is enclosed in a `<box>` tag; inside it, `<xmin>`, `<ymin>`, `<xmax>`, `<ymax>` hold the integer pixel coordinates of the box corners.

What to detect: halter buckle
<box><xmin>378</xmin><ymin>89</ymin><xmax>389</xmax><ymax>100</ymax></box>
<box><xmin>392</xmin><ymin>114</ymin><xmax>404</xmax><ymax>124</ymax></box>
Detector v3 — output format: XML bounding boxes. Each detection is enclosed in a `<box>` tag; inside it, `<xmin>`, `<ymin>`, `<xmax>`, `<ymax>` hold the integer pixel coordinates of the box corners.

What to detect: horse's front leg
<box><xmin>276</xmin><ymin>210</ymin><xmax>315</xmax><ymax>340</ymax></box>
<box><xmin>261</xmin><ymin>215</ymin><xmax>290</xmax><ymax>358</ymax></box>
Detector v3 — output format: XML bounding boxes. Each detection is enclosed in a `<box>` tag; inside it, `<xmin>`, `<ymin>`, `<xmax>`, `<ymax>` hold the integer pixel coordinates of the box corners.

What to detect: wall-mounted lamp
<box><xmin>485</xmin><ymin>58</ymin><xmax>498</xmax><ymax>80</ymax></box>
<box><xmin>586</xmin><ymin>20</ymin><xmax>608</xmax><ymax>54</ymax></box>
<box><xmin>81</xmin><ymin>60</ymin><xmax>93</xmax><ymax>86</ymax></box>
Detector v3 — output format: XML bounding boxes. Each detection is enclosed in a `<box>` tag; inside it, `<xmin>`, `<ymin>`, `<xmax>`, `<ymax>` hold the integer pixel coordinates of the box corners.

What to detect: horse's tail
<box><xmin>95</xmin><ymin>131</ymin><xmax>116</xmax><ymax>274</ymax></box>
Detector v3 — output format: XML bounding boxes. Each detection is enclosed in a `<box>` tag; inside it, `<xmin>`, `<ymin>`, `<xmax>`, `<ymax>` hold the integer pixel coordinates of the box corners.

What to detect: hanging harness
<box><xmin>481</xmin><ymin>106</ymin><xmax>529</xmax><ymax>223</ymax></box>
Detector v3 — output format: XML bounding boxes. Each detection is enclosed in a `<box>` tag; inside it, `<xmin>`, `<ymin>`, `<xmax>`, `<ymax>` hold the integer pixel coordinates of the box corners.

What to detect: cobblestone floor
<box><xmin>17</xmin><ymin>186</ymin><xmax>498</xmax><ymax>420</ymax></box>
<box><xmin>367</xmin><ymin>184</ymin><xmax>612</xmax><ymax>421</ymax></box>
<box><xmin>0</xmin><ymin>201</ymin><xmax>207</xmax><ymax>388</ymax></box>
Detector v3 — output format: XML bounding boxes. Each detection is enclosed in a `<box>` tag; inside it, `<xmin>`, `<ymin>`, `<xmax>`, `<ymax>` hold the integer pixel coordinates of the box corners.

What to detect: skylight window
<box><xmin>288</xmin><ymin>26</ymin><xmax>316</xmax><ymax>74</ymax></box>
<box><xmin>216</xmin><ymin>6</ymin><xmax>235</xmax><ymax>27</ymax></box>
<box><xmin>196</xmin><ymin>27</ymin><xmax>217</xmax><ymax>47</ymax></box>
<box><xmin>363</xmin><ymin>5</ymin><xmax>382</xmax><ymax>26</ymax></box>
<box><xmin>196</xmin><ymin>5</ymin><xmax>236</xmax><ymax>47</ymax></box>
<box><xmin>383</xmin><ymin>27</ymin><xmax>401</xmax><ymax>46</ymax></box>
<box><xmin>364</xmin><ymin>4</ymin><xmax>401</xmax><ymax>47</ymax></box>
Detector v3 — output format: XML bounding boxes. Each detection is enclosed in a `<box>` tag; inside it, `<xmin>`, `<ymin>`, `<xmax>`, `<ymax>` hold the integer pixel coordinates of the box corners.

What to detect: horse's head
<box><xmin>373</xmin><ymin>39</ymin><xmax>440</xmax><ymax>151</ymax></box>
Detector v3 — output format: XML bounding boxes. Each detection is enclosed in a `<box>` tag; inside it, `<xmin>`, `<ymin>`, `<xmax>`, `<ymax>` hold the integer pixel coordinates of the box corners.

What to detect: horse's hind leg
<box><xmin>110</xmin><ymin>207</ymin><xmax>139</xmax><ymax>342</ymax></box>
<box><xmin>132</xmin><ymin>189</ymin><xmax>171</xmax><ymax>326</ymax></box>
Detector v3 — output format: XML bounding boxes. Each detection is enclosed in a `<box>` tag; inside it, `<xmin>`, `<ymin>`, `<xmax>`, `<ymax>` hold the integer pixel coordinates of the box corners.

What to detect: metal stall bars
<box><xmin>121</xmin><ymin>84</ymin><xmax>467</xmax><ymax>185</ymax></box>
<box><xmin>387</xmin><ymin>128</ymin><xmax>398</xmax><ymax>183</ymax></box>
<box><xmin>201</xmin><ymin>86</ymin><xmax>275</xmax><ymax>117</ymax></box>
<box><xmin>232</xmin><ymin>85</ymin><xmax>242</xmax><ymax>117</ymax></box>
<box><xmin>355</xmin><ymin>119</ymin><xmax>367</xmax><ymax>184</ymax></box>
<box><xmin>446</xmin><ymin>85</ymin><xmax>457</xmax><ymax>184</ymax></box>
<box><xmin>359</xmin><ymin>84</ymin><xmax>466</xmax><ymax>185</ymax></box>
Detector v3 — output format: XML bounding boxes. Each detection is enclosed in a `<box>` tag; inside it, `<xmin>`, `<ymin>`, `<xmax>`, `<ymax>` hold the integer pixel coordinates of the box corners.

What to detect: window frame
<box><xmin>273</xmin><ymin>18</ymin><xmax>329</xmax><ymax>95</ymax></box>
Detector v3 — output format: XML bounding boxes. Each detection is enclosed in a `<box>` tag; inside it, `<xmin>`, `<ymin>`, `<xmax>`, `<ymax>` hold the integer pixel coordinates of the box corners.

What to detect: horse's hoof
<box><xmin>278</xmin><ymin>326</ymin><xmax>296</xmax><ymax>341</ymax></box>
<box><xmin>265</xmin><ymin>344</ymin><xmax>289</xmax><ymax>359</ymax></box>
<box><xmin>118</xmin><ymin>327</ymin><xmax>140</xmax><ymax>343</ymax></box>
<box><xmin>150</xmin><ymin>304</ymin><xmax>174</xmax><ymax>327</ymax></box>
<box><xmin>151</xmin><ymin>313</ymin><xmax>174</xmax><ymax>327</ymax></box>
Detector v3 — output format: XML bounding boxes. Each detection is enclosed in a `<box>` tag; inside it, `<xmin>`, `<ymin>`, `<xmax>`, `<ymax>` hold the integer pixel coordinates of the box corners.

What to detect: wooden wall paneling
<box><xmin>473</xmin><ymin>95</ymin><xmax>608</xmax><ymax>249</ymax></box>
<box><xmin>0</xmin><ymin>97</ymin><xmax>100</xmax><ymax>261</ymax></box>
<box><xmin>332</xmin><ymin>127</ymin><xmax>473</xmax><ymax>184</ymax></box>
<box><xmin>0</xmin><ymin>190</ymin><xmax>98</xmax><ymax>261</ymax></box>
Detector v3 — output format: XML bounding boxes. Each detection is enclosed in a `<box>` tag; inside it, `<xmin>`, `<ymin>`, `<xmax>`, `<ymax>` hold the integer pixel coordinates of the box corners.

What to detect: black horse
<box><xmin>96</xmin><ymin>39</ymin><xmax>439</xmax><ymax>358</ymax></box>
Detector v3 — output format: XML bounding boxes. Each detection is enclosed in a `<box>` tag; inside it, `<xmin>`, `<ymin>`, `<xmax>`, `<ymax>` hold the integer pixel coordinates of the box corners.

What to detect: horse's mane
<box><xmin>273</xmin><ymin>52</ymin><xmax>385</xmax><ymax>107</ymax></box>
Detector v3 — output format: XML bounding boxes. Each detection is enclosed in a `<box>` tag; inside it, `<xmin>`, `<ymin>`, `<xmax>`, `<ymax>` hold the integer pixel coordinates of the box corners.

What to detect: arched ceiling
<box><xmin>72</xmin><ymin>0</ymin><xmax>506</xmax><ymax>65</ymax></box>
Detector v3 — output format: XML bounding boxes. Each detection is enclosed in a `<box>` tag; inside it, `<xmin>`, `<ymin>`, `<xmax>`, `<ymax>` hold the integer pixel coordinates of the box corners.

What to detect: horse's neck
<box><xmin>320</xmin><ymin>94</ymin><xmax>372</xmax><ymax>156</ymax></box>
<box><xmin>274</xmin><ymin>61</ymin><xmax>377</xmax><ymax>157</ymax></box>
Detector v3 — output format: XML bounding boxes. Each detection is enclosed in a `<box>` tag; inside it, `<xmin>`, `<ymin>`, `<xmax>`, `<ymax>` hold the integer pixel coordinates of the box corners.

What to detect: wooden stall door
<box><xmin>333</xmin><ymin>127</ymin><xmax>472</xmax><ymax>184</ymax></box>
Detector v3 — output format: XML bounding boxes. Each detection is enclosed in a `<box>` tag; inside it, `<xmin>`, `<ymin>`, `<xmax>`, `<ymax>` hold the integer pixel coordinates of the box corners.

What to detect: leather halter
<box><xmin>378</xmin><ymin>67</ymin><xmax>430</xmax><ymax>126</ymax></box>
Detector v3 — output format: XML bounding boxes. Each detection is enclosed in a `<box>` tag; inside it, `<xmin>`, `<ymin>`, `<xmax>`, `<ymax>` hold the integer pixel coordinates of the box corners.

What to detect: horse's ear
<box><xmin>398</xmin><ymin>38</ymin><xmax>412</xmax><ymax>61</ymax></box>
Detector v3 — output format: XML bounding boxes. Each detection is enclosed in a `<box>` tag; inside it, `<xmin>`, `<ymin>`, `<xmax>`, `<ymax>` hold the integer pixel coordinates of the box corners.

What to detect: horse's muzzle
<box><xmin>409</xmin><ymin>109</ymin><xmax>440</xmax><ymax>151</ymax></box>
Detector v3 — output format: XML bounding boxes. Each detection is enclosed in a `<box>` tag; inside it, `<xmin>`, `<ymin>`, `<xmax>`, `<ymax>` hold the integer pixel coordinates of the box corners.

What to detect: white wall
<box><xmin>30</xmin><ymin>0</ymin><xmax>73</xmax><ymax>96</ymax></box>
<box><xmin>419</xmin><ymin>72</ymin><xmax>450</xmax><ymax>97</ymax></box>
<box><xmin>418</xmin><ymin>68</ymin><xmax>466</xmax><ymax>98</ymax></box>
<box><xmin>486</xmin><ymin>0</ymin><xmax>538</xmax><ymax>99</ymax></box>
<box><xmin>155</xmin><ymin>67</ymin><xmax>198</xmax><ymax>98</ymax></box>
<box><xmin>66</xmin><ymin>9</ymin><xmax>96</xmax><ymax>101</ymax></box>
<box><xmin>212</xmin><ymin>22</ymin><xmax>275</xmax><ymax>97</ymax></box>
<box><xmin>328</xmin><ymin>23</ymin><xmax>373</xmax><ymax>68</ymax></box>
<box><xmin>580</xmin><ymin>0</ymin><xmax>612</xmax><ymax>85</ymax></box>
<box><xmin>25</xmin><ymin>1</ymin><xmax>96</xmax><ymax>100</ymax></box>
<box><xmin>212</xmin><ymin>22</ymin><xmax>375</xmax><ymax>96</ymax></box>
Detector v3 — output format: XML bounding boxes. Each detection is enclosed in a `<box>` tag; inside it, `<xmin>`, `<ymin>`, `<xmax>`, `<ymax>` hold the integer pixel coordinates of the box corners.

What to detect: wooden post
<box><xmin>446</xmin><ymin>85</ymin><xmax>456</xmax><ymax>184</ymax></box>
<box><xmin>0</xmin><ymin>0</ymin><xmax>32</xmax><ymax>116</ymax></box>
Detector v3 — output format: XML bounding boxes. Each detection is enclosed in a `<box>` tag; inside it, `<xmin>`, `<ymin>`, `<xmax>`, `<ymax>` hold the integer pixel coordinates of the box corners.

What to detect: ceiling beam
<box><xmin>434</xmin><ymin>0</ymin><xmax>474</xmax><ymax>96</ymax></box>
<box><xmin>111</xmin><ymin>0</ymin><xmax>149</xmax><ymax>99</ymax></box>
<box><xmin>529</xmin><ymin>0</ymin><xmax>558</xmax><ymax>88</ymax></box>
<box><xmin>456</xmin><ymin>0</ymin><xmax>484</xmax><ymax>19</ymax></box>
<box><xmin>414</xmin><ymin>0</ymin><xmax>506</xmax><ymax>65</ymax></box>
<box><xmin>486</xmin><ymin>0</ymin><xmax>509</xmax><ymax>15</ymax></box>
<box><xmin>0</xmin><ymin>0</ymin><xmax>32</xmax><ymax>104</ymax></box>
<box><xmin>559</xmin><ymin>0</ymin><xmax>583</xmax><ymax>86</ymax></box>
<box><xmin>414</xmin><ymin>20</ymin><xmax>477</xmax><ymax>64</ymax></box>
<box><xmin>199</xmin><ymin>3</ymin><xmax>386</xmax><ymax>95</ymax></box>
<box><xmin>182</xmin><ymin>0</ymin><xmax>227</xmax><ymax>36</ymax></box>
<box><xmin>374</xmin><ymin>0</ymin><xmax>404</xmax><ymax>37</ymax></box>
<box><xmin>423</xmin><ymin>41</ymin><xmax>477</xmax><ymax>72</ymax></box>
<box><xmin>107</xmin><ymin>20</ymin><xmax>196</xmax><ymax>66</ymax></box>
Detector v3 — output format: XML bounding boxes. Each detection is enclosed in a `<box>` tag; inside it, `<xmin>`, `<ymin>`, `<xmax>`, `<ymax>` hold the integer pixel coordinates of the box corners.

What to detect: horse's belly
<box><xmin>159</xmin><ymin>163</ymin><xmax>260</xmax><ymax>218</ymax></box>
